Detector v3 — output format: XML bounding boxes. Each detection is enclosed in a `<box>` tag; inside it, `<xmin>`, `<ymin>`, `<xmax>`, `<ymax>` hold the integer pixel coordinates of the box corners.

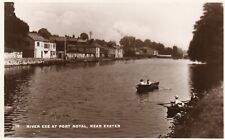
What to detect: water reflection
<box><xmin>5</xmin><ymin>66</ymin><xmax>35</xmax><ymax>106</ymax></box>
<box><xmin>4</xmin><ymin>66</ymin><xmax>36</xmax><ymax>136</ymax></box>
<box><xmin>189</xmin><ymin>64</ymin><xmax>223</xmax><ymax>95</ymax></box>
<box><xmin>98</xmin><ymin>60</ymin><xmax>115</xmax><ymax>66</ymax></box>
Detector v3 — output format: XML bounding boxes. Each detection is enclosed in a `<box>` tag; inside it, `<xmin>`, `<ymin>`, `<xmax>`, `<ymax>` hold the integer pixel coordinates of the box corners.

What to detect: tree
<box><xmin>172</xmin><ymin>46</ymin><xmax>183</xmax><ymax>58</ymax></box>
<box><xmin>188</xmin><ymin>3</ymin><xmax>223</xmax><ymax>65</ymax></box>
<box><xmin>156</xmin><ymin>43</ymin><xmax>165</xmax><ymax>54</ymax></box>
<box><xmin>5</xmin><ymin>2</ymin><xmax>15</xmax><ymax>17</ymax></box>
<box><xmin>5</xmin><ymin>2</ymin><xmax>29</xmax><ymax>51</ymax></box>
<box><xmin>164</xmin><ymin>47</ymin><xmax>173</xmax><ymax>55</ymax></box>
<box><xmin>38</xmin><ymin>28</ymin><xmax>52</xmax><ymax>39</ymax></box>
<box><xmin>134</xmin><ymin>39</ymin><xmax>144</xmax><ymax>48</ymax></box>
<box><xmin>144</xmin><ymin>39</ymin><xmax>152</xmax><ymax>47</ymax></box>
<box><xmin>80</xmin><ymin>33</ymin><xmax>89</xmax><ymax>40</ymax></box>
<box><xmin>107</xmin><ymin>41</ymin><xmax>116</xmax><ymax>47</ymax></box>
<box><xmin>119</xmin><ymin>36</ymin><xmax>136</xmax><ymax>56</ymax></box>
<box><xmin>119</xmin><ymin>36</ymin><xmax>136</xmax><ymax>48</ymax></box>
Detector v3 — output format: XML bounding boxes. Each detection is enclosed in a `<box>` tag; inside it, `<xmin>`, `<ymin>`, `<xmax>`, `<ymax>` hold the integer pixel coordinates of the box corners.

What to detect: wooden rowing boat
<box><xmin>136</xmin><ymin>82</ymin><xmax>159</xmax><ymax>93</ymax></box>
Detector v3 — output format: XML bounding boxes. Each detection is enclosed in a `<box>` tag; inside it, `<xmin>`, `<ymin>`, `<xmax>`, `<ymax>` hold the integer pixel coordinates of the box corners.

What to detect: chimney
<box><xmin>89</xmin><ymin>31</ymin><xmax>92</xmax><ymax>40</ymax></box>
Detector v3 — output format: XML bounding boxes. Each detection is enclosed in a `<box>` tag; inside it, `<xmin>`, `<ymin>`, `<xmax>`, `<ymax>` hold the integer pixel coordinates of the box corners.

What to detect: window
<box><xmin>44</xmin><ymin>43</ymin><xmax>50</xmax><ymax>49</ymax></box>
<box><xmin>37</xmin><ymin>42</ymin><xmax>40</xmax><ymax>46</ymax></box>
<box><xmin>53</xmin><ymin>44</ymin><xmax>56</xmax><ymax>49</ymax></box>
<box><xmin>51</xmin><ymin>51</ymin><xmax>56</xmax><ymax>56</ymax></box>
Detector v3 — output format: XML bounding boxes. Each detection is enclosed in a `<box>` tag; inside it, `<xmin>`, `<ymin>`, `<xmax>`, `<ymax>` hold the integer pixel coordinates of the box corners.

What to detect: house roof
<box><xmin>67</xmin><ymin>38</ymin><xmax>78</xmax><ymax>42</ymax></box>
<box><xmin>28</xmin><ymin>33</ymin><xmax>49</xmax><ymax>42</ymax></box>
<box><xmin>67</xmin><ymin>41</ymin><xmax>102</xmax><ymax>49</ymax></box>
<box><xmin>77</xmin><ymin>39</ymin><xmax>87</xmax><ymax>43</ymax></box>
<box><xmin>49</xmin><ymin>36</ymin><xmax>66</xmax><ymax>42</ymax></box>
<box><xmin>49</xmin><ymin>36</ymin><xmax>82</xmax><ymax>42</ymax></box>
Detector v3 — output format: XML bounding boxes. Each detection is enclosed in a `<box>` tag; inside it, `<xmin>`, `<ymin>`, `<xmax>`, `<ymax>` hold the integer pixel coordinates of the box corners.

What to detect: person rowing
<box><xmin>146</xmin><ymin>79</ymin><xmax>152</xmax><ymax>85</ymax></box>
<box><xmin>139</xmin><ymin>79</ymin><xmax>145</xmax><ymax>85</ymax></box>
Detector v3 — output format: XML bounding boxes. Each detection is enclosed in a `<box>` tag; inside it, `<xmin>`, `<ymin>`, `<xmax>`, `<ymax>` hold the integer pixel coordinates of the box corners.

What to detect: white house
<box><xmin>24</xmin><ymin>33</ymin><xmax>56</xmax><ymax>58</ymax></box>
<box><xmin>113</xmin><ymin>45</ymin><xmax>123</xmax><ymax>58</ymax></box>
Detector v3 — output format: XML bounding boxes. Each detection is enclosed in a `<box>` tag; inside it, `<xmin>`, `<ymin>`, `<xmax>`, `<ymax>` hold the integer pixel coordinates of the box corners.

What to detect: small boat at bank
<box><xmin>167</xmin><ymin>106</ymin><xmax>186</xmax><ymax>118</ymax></box>
<box><xmin>136</xmin><ymin>82</ymin><xmax>159</xmax><ymax>93</ymax></box>
<box><xmin>167</xmin><ymin>103</ymin><xmax>192</xmax><ymax>118</ymax></box>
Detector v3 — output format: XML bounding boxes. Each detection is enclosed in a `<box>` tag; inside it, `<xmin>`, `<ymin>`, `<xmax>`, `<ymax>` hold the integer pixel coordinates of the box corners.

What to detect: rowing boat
<box><xmin>136</xmin><ymin>82</ymin><xmax>159</xmax><ymax>93</ymax></box>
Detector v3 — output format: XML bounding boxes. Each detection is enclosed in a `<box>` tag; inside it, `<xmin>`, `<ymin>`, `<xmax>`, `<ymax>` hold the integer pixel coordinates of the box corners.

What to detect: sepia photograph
<box><xmin>3</xmin><ymin>0</ymin><xmax>224</xmax><ymax>138</ymax></box>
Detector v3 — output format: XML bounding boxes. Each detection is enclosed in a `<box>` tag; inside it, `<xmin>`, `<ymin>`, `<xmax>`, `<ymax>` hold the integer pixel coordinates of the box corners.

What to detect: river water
<box><xmin>4</xmin><ymin>58</ymin><xmax>222</xmax><ymax>137</ymax></box>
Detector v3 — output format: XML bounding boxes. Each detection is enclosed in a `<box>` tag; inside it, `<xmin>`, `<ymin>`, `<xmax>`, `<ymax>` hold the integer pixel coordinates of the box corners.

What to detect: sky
<box><xmin>14</xmin><ymin>0</ymin><xmax>206</xmax><ymax>50</ymax></box>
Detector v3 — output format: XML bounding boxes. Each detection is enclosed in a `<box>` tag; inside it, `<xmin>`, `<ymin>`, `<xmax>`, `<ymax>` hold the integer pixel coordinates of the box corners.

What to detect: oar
<box><xmin>182</xmin><ymin>100</ymin><xmax>190</xmax><ymax>103</ymax></box>
<box><xmin>157</xmin><ymin>100</ymin><xmax>190</xmax><ymax>106</ymax></box>
<box><xmin>157</xmin><ymin>102</ymin><xmax>172</xmax><ymax>106</ymax></box>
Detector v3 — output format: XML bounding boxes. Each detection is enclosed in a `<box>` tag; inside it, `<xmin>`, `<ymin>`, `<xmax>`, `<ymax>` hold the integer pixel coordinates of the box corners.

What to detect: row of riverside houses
<box><xmin>5</xmin><ymin>32</ymin><xmax>124</xmax><ymax>60</ymax></box>
<box><xmin>49</xmin><ymin>35</ymin><xmax>124</xmax><ymax>59</ymax></box>
<box><xmin>5</xmin><ymin>32</ymin><xmax>161</xmax><ymax>60</ymax></box>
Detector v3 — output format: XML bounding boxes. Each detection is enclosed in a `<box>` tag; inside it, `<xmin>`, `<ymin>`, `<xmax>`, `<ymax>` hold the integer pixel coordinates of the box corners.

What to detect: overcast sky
<box><xmin>14</xmin><ymin>0</ymin><xmax>206</xmax><ymax>50</ymax></box>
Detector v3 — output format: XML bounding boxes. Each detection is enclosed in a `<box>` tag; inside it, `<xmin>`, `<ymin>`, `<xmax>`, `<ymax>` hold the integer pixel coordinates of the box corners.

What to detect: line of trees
<box><xmin>188</xmin><ymin>3</ymin><xmax>223</xmax><ymax>65</ymax></box>
<box><xmin>119</xmin><ymin>36</ymin><xmax>184</xmax><ymax>58</ymax></box>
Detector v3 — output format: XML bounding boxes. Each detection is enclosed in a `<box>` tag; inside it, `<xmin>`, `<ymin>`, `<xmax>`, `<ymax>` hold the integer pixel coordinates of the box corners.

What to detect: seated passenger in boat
<box><xmin>139</xmin><ymin>79</ymin><xmax>145</xmax><ymax>85</ymax></box>
<box><xmin>146</xmin><ymin>80</ymin><xmax>152</xmax><ymax>85</ymax></box>
<box><xmin>174</xmin><ymin>95</ymin><xmax>184</xmax><ymax>107</ymax></box>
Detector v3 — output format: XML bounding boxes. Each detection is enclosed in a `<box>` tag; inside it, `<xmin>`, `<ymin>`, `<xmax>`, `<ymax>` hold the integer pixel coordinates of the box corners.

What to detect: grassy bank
<box><xmin>170</xmin><ymin>85</ymin><xmax>223</xmax><ymax>138</ymax></box>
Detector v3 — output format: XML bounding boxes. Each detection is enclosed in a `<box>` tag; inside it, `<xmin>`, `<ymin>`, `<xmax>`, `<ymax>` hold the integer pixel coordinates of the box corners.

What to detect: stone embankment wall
<box><xmin>5</xmin><ymin>58</ymin><xmax>65</xmax><ymax>66</ymax></box>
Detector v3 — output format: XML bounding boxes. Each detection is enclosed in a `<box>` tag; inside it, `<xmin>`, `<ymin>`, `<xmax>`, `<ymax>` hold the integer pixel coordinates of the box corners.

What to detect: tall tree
<box><xmin>5</xmin><ymin>2</ymin><xmax>29</xmax><ymax>51</ymax></box>
<box><xmin>188</xmin><ymin>3</ymin><xmax>223</xmax><ymax>65</ymax></box>
<box><xmin>144</xmin><ymin>39</ymin><xmax>152</xmax><ymax>47</ymax></box>
<box><xmin>164</xmin><ymin>47</ymin><xmax>173</xmax><ymax>55</ymax></box>
<box><xmin>107</xmin><ymin>41</ymin><xmax>116</xmax><ymax>47</ymax></box>
<box><xmin>156</xmin><ymin>43</ymin><xmax>165</xmax><ymax>54</ymax></box>
<box><xmin>119</xmin><ymin>36</ymin><xmax>136</xmax><ymax>56</ymax></box>
<box><xmin>38</xmin><ymin>28</ymin><xmax>52</xmax><ymax>39</ymax></box>
<box><xmin>134</xmin><ymin>39</ymin><xmax>144</xmax><ymax>48</ymax></box>
<box><xmin>172</xmin><ymin>45</ymin><xmax>183</xmax><ymax>58</ymax></box>
<box><xmin>80</xmin><ymin>33</ymin><xmax>89</xmax><ymax>40</ymax></box>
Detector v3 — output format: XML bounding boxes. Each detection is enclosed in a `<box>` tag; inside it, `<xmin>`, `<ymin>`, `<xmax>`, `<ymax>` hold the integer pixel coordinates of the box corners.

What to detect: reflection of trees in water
<box><xmin>98</xmin><ymin>60</ymin><xmax>115</xmax><ymax>66</ymax></box>
<box><xmin>4</xmin><ymin>66</ymin><xmax>35</xmax><ymax>106</ymax></box>
<box><xmin>189</xmin><ymin>64</ymin><xmax>223</xmax><ymax>95</ymax></box>
<box><xmin>5</xmin><ymin>66</ymin><xmax>35</xmax><ymax>136</ymax></box>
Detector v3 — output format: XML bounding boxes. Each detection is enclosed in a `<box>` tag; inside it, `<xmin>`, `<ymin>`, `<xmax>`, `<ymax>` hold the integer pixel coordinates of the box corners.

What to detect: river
<box><xmin>4</xmin><ymin>58</ymin><xmax>222</xmax><ymax>137</ymax></box>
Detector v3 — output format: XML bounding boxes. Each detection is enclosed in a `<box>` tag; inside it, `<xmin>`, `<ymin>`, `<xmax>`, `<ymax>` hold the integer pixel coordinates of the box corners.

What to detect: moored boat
<box><xmin>167</xmin><ymin>106</ymin><xmax>185</xmax><ymax>118</ymax></box>
<box><xmin>167</xmin><ymin>103</ymin><xmax>192</xmax><ymax>118</ymax></box>
<box><xmin>136</xmin><ymin>82</ymin><xmax>159</xmax><ymax>93</ymax></box>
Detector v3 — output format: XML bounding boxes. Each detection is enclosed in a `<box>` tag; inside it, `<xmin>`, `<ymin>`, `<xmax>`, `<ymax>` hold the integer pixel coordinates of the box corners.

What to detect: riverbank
<box><xmin>4</xmin><ymin>58</ymin><xmax>66</xmax><ymax>67</ymax></box>
<box><xmin>4</xmin><ymin>56</ymin><xmax>151</xmax><ymax>67</ymax></box>
<box><xmin>168</xmin><ymin>85</ymin><xmax>223</xmax><ymax>138</ymax></box>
